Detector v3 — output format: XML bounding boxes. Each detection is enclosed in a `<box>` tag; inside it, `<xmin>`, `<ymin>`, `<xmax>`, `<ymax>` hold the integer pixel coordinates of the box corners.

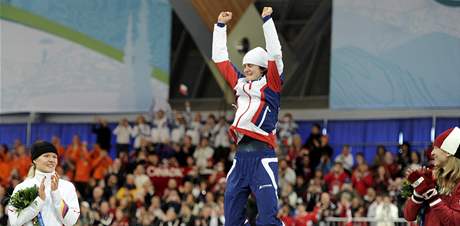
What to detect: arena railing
<box><xmin>322</xmin><ymin>217</ymin><xmax>413</xmax><ymax>226</ymax></box>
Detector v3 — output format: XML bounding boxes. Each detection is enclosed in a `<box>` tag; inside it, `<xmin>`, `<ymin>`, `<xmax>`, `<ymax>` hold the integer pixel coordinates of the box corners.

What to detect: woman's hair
<box><xmin>260</xmin><ymin>67</ymin><xmax>267</xmax><ymax>75</ymax></box>
<box><xmin>26</xmin><ymin>164</ymin><xmax>36</xmax><ymax>178</ymax></box>
<box><xmin>435</xmin><ymin>156</ymin><xmax>460</xmax><ymax>195</ymax></box>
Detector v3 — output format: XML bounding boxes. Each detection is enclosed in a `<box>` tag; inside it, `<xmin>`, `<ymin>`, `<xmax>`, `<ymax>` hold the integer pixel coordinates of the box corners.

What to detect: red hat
<box><xmin>434</xmin><ymin>127</ymin><xmax>460</xmax><ymax>159</ymax></box>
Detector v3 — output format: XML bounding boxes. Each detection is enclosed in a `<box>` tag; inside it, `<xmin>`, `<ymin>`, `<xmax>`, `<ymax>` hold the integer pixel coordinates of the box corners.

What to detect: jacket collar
<box><xmin>34</xmin><ymin>170</ymin><xmax>55</xmax><ymax>186</ymax></box>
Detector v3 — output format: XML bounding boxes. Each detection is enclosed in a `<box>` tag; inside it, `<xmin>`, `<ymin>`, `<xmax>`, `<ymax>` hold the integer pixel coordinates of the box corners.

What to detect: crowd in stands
<box><xmin>0</xmin><ymin>105</ymin><xmax>429</xmax><ymax>226</ymax></box>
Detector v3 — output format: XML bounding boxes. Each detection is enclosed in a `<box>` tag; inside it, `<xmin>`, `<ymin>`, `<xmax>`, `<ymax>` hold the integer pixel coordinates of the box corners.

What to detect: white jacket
<box><xmin>113</xmin><ymin>125</ymin><xmax>132</xmax><ymax>144</ymax></box>
<box><xmin>212</xmin><ymin>16</ymin><xmax>284</xmax><ymax>148</ymax></box>
<box><xmin>8</xmin><ymin>171</ymin><xmax>80</xmax><ymax>226</ymax></box>
<box><xmin>375</xmin><ymin>202</ymin><xmax>398</xmax><ymax>226</ymax></box>
<box><xmin>131</xmin><ymin>123</ymin><xmax>151</xmax><ymax>148</ymax></box>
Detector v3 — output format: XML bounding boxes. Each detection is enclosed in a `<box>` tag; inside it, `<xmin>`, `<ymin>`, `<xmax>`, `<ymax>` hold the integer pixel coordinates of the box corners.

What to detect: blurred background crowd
<box><xmin>0</xmin><ymin>104</ymin><xmax>429</xmax><ymax>226</ymax></box>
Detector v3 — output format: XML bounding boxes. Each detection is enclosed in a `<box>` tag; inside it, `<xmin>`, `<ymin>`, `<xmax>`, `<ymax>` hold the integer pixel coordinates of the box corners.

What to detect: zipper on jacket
<box><xmin>235</xmin><ymin>83</ymin><xmax>252</xmax><ymax>127</ymax></box>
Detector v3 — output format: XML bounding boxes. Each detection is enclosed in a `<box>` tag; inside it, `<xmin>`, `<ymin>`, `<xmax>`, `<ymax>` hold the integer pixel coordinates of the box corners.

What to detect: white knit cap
<box><xmin>242</xmin><ymin>47</ymin><xmax>268</xmax><ymax>68</ymax></box>
<box><xmin>434</xmin><ymin>127</ymin><xmax>460</xmax><ymax>159</ymax></box>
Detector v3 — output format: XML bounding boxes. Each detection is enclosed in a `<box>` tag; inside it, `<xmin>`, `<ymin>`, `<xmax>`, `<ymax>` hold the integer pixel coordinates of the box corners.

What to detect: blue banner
<box><xmin>331</xmin><ymin>0</ymin><xmax>460</xmax><ymax>109</ymax></box>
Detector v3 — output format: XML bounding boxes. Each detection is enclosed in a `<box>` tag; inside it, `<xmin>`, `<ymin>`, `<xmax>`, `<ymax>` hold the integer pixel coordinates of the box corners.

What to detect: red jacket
<box><xmin>351</xmin><ymin>171</ymin><xmax>373</xmax><ymax>196</ymax></box>
<box><xmin>403</xmin><ymin>182</ymin><xmax>460</xmax><ymax>226</ymax></box>
<box><xmin>324</xmin><ymin>171</ymin><xmax>349</xmax><ymax>193</ymax></box>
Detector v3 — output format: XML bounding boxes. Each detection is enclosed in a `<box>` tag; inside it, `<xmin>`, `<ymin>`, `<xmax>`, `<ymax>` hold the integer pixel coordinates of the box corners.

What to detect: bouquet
<box><xmin>8</xmin><ymin>185</ymin><xmax>41</xmax><ymax>226</ymax></box>
<box><xmin>400</xmin><ymin>179</ymin><xmax>413</xmax><ymax>199</ymax></box>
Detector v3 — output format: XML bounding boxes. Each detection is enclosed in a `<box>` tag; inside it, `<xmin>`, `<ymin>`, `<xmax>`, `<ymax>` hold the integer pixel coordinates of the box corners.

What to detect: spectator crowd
<box><xmin>0</xmin><ymin>104</ymin><xmax>429</xmax><ymax>226</ymax></box>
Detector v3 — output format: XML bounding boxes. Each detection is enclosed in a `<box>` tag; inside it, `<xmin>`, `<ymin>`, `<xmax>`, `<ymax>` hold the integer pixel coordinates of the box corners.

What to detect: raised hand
<box><xmin>218</xmin><ymin>11</ymin><xmax>232</xmax><ymax>24</ymax></box>
<box><xmin>39</xmin><ymin>177</ymin><xmax>46</xmax><ymax>200</ymax></box>
<box><xmin>261</xmin><ymin>7</ymin><xmax>273</xmax><ymax>17</ymax></box>
<box><xmin>406</xmin><ymin>167</ymin><xmax>423</xmax><ymax>185</ymax></box>
<box><xmin>51</xmin><ymin>174</ymin><xmax>59</xmax><ymax>191</ymax></box>
<box><xmin>407</xmin><ymin>167</ymin><xmax>437</xmax><ymax>200</ymax></box>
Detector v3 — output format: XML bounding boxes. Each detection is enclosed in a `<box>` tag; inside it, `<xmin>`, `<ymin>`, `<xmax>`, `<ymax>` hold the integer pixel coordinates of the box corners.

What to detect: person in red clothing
<box><xmin>293</xmin><ymin>204</ymin><xmax>318</xmax><ymax>226</ymax></box>
<box><xmin>277</xmin><ymin>204</ymin><xmax>294</xmax><ymax>226</ymax></box>
<box><xmin>324</xmin><ymin>162</ymin><xmax>350</xmax><ymax>194</ymax></box>
<box><xmin>352</xmin><ymin>163</ymin><xmax>373</xmax><ymax>196</ymax></box>
<box><xmin>403</xmin><ymin>127</ymin><xmax>460</xmax><ymax>226</ymax></box>
<box><xmin>383</xmin><ymin>151</ymin><xmax>401</xmax><ymax>179</ymax></box>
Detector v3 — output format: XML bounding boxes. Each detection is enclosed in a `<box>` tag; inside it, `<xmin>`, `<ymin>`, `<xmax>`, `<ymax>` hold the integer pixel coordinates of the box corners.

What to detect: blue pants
<box><xmin>224</xmin><ymin>141</ymin><xmax>283</xmax><ymax>226</ymax></box>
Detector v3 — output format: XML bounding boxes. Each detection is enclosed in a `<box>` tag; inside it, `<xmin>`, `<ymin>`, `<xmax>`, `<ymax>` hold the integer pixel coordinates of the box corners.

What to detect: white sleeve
<box><xmin>128</xmin><ymin>126</ymin><xmax>133</xmax><ymax>136</ymax></box>
<box><xmin>263</xmin><ymin>18</ymin><xmax>283</xmax><ymax>74</ymax></box>
<box><xmin>131</xmin><ymin>126</ymin><xmax>139</xmax><ymax>137</ymax></box>
<box><xmin>8</xmin><ymin>185</ymin><xmax>44</xmax><ymax>226</ymax></box>
<box><xmin>212</xmin><ymin>24</ymin><xmax>229</xmax><ymax>63</ymax></box>
<box><xmin>51</xmin><ymin>182</ymin><xmax>80</xmax><ymax>226</ymax></box>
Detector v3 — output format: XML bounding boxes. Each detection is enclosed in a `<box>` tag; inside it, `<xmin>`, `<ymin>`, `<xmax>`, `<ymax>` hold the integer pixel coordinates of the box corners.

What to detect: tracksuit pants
<box><xmin>224</xmin><ymin>140</ymin><xmax>283</xmax><ymax>226</ymax></box>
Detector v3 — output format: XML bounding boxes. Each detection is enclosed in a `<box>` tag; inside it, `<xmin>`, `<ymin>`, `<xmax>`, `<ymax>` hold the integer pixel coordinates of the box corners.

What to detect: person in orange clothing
<box><xmin>0</xmin><ymin>161</ymin><xmax>12</xmax><ymax>187</ymax></box>
<box><xmin>51</xmin><ymin>136</ymin><xmax>66</xmax><ymax>162</ymax></box>
<box><xmin>89</xmin><ymin>143</ymin><xmax>101</xmax><ymax>159</ymax></box>
<box><xmin>0</xmin><ymin>144</ymin><xmax>12</xmax><ymax>187</ymax></box>
<box><xmin>73</xmin><ymin>142</ymin><xmax>92</xmax><ymax>198</ymax></box>
<box><xmin>65</xmin><ymin>135</ymin><xmax>86</xmax><ymax>180</ymax></box>
<box><xmin>13</xmin><ymin>145</ymin><xmax>31</xmax><ymax>179</ymax></box>
<box><xmin>91</xmin><ymin>149</ymin><xmax>112</xmax><ymax>181</ymax></box>
<box><xmin>66</xmin><ymin>135</ymin><xmax>85</xmax><ymax>162</ymax></box>
<box><xmin>0</xmin><ymin>144</ymin><xmax>10</xmax><ymax>161</ymax></box>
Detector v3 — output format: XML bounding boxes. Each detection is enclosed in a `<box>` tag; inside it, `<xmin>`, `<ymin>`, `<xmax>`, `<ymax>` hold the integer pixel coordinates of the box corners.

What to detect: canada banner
<box><xmin>145</xmin><ymin>165</ymin><xmax>184</xmax><ymax>196</ymax></box>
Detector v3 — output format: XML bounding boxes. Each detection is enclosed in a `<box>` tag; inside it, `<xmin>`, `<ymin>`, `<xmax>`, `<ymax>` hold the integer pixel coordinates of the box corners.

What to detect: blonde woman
<box><xmin>8</xmin><ymin>141</ymin><xmax>80</xmax><ymax>226</ymax></box>
<box><xmin>404</xmin><ymin>127</ymin><xmax>460</xmax><ymax>226</ymax></box>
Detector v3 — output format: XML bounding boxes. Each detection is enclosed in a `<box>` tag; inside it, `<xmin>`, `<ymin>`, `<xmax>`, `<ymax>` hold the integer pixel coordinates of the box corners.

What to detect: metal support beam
<box><xmin>171</xmin><ymin>29</ymin><xmax>187</xmax><ymax>73</ymax></box>
<box><xmin>282</xmin><ymin>0</ymin><xmax>331</xmax><ymax>96</ymax></box>
<box><xmin>170</xmin><ymin>0</ymin><xmax>233</xmax><ymax>103</ymax></box>
<box><xmin>191</xmin><ymin>62</ymin><xmax>208</xmax><ymax>97</ymax></box>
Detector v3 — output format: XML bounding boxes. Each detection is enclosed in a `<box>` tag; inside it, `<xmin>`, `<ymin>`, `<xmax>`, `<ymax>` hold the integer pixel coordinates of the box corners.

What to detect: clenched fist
<box><xmin>218</xmin><ymin>11</ymin><xmax>232</xmax><ymax>24</ymax></box>
<box><xmin>261</xmin><ymin>7</ymin><xmax>273</xmax><ymax>17</ymax></box>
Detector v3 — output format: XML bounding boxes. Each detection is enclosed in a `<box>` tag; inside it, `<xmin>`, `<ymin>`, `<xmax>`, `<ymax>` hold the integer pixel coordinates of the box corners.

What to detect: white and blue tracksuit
<box><xmin>212</xmin><ymin>15</ymin><xmax>284</xmax><ymax>226</ymax></box>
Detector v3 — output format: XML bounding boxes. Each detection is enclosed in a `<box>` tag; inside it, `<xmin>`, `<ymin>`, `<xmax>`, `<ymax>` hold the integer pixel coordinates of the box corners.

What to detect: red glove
<box><xmin>407</xmin><ymin>168</ymin><xmax>437</xmax><ymax>203</ymax></box>
<box><xmin>419</xmin><ymin>169</ymin><xmax>440</xmax><ymax>206</ymax></box>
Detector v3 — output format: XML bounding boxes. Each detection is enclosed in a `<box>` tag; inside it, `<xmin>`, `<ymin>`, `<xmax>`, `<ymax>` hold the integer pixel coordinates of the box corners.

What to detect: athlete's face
<box><xmin>432</xmin><ymin>147</ymin><xmax>450</xmax><ymax>167</ymax></box>
<box><xmin>243</xmin><ymin>64</ymin><xmax>264</xmax><ymax>81</ymax></box>
<box><xmin>34</xmin><ymin>152</ymin><xmax>58</xmax><ymax>173</ymax></box>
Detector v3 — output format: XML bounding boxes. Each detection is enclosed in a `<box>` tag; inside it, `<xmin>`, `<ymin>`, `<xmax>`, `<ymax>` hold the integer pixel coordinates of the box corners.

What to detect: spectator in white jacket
<box><xmin>186</xmin><ymin>113</ymin><xmax>202</xmax><ymax>146</ymax></box>
<box><xmin>151</xmin><ymin>110</ymin><xmax>170</xmax><ymax>144</ymax></box>
<box><xmin>131</xmin><ymin>115</ymin><xmax>151</xmax><ymax>150</ymax></box>
<box><xmin>113</xmin><ymin>118</ymin><xmax>132</xmax><ymax>157</ymax></box>
<box><xmin>193</xmin><ymin>137</ymin><xmax>214</xmax><ymax>175</ymax></box>
<box><xmin>171</xmin><ymin>112</ymin><xmax>186</xmax><ymax>144</ymax></box>
<box><xmin>334</xmin><ymin>145</ymin><xmax>354</xmax><ymax>173</ymax></box>
<box><xmin>375</xmin><ymin>194</ymin><xmax>398</xmax><ymax>226</ymax></box>
<box><xmin>278</xmin><ymin>159</ymin><xmax>296</xmax><ymax>190</ymax></box>
<box><xmin>213</xmin><ymin>116</ymin><xmax>230</xmax><ymax>148</ymax></box>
